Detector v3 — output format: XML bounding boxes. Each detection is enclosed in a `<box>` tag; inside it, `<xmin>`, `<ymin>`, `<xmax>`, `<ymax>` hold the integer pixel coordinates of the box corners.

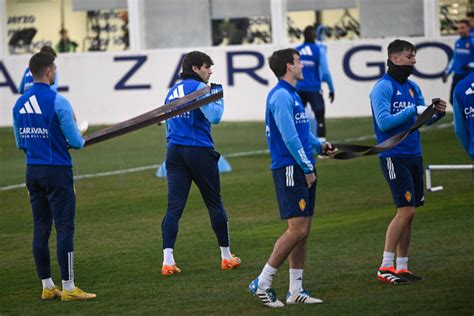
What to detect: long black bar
<box><xmin>83</xmin><ymin>87</ymin><xmax>222</xmax><ymax>147</ymax></box>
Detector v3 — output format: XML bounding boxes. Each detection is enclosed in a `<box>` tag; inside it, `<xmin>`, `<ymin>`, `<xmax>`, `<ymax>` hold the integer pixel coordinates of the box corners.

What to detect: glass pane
<box><xmin>287</xmin><ymin>8</ymin><xmax>360</xmax><ymax>44</ymax></box>
<box><xmin>440</xmin><ymin>0</ymin><xmax>471</xmax><ymax>35</ymax></box>
<box><xmin>211</xmin><ymin>16</ymin><xmax>271</xmax><ymax>46</ymax></box>
<box><xmin>6</xmin><ymin>0</ymin><xmax>129</xmax><ymax>54</ymax></box>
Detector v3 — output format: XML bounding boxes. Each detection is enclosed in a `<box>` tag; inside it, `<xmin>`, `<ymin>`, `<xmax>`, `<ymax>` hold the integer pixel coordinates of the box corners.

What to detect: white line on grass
<box><xmin>0</xmin><ymin>121</ymin><xmax>453</xmax><ymax>192</ymax></box>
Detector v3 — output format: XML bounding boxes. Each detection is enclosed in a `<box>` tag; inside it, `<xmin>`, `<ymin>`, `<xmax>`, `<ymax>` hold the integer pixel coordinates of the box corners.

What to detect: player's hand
<box><xmin>322</xmin><ymin>142</ymin><xmax>337</xmax><ymax>158</ymax></box>
<box><xmin>434</xmin><ymin>99</ymin><xmax>447</xmax><ymax>113</ymax></box>
<box><xmin>329</xmin><ymin>91</ymin><xmax>335</xmax><ymax>103</ymax></box>
<box><xmin>442</xmin><ymin>74</ymin><xmax>448</xmax><ymax>83</ymax></box>
<box><xmin>305</xmin><ymin>172</ymin><xmax>316</xmax><ymax>188</ymax></box>
<box><xmin>210</xmin><ymin>83</ymin><xmax>223</xmax><ymax>94</ymax></box>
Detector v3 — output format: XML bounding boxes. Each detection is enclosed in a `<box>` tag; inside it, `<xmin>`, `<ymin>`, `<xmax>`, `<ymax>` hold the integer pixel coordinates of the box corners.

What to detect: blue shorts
<box><xmin>379</xmin><ymin>156</ymin><xmax>424</xmax><ymax>208</ymax></box>
<box><xmin>272</xmin><ymin>165</ymin><xmax>316</xmax><ymax>220</ymax></box>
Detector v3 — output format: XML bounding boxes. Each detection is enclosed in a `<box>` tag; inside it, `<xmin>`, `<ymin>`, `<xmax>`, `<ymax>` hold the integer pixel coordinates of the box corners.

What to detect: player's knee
<box><xmin>397</xmin><ymin>207</ymin><xmax>415</xmax><ymax>221</ymax></box>
<box><xmin>289</xmin><ymin>225</ymin><xmax>310</xmax><ymax>240</ymax></box>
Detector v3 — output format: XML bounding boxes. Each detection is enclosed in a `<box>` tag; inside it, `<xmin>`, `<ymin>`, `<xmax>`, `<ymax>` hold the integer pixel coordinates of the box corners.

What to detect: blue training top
<box><xmin>453</xmin><ymin>72</ymin><xmax>474</xmax><ymax>159</ymax></box>
<box><xmin>266</xmin><ymin>79</ymin><xmax>322</xmax><ymax>173</ymax></box>
<box><xmin>371</xmin><ymin>74</ymin><xmax>422</xmax><ymax>158</ymax></box>
<box><xmin>165</xmin><ymin>78</ymin><xmax>224</xmax><ymax>148</ymax></box>
<box><xmin>295</xmin><ymin>42</ymin><xmax>334</xmax><ymax>93</ymax></box>
<box><xmin>19</xmin><ymin>67</ymin><xmax>58</xmax><ymax>94</ymax></box>
<box><xmin>444</xmin><ymin>36</ymin><xmax>474</xmax><ymax>76</ymax></box>
<box><xmin>370</xmin><ymin>74</ymin><xmax>445</xmax><ymax>158</ymax></box>
<box><xmin>12</xmin><ymin>82</ymin><xmax>84</xmax><ymax>166</ymax></box>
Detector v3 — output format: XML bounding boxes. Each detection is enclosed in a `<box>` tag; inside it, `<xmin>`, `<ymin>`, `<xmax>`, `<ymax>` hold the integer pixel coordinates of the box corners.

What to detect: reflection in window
<box><xmin>85</xmin><ymin>10</ymin><xmax>129</xmax><ymax>52</ymax></box>
<box><xmin>287</xmin><ymin>8</ymin><xmax>360</xmax><ymax>44</ymax></box>
<box><xmin>212</xmin><ymin>16</ymin><xmax>271</xmax><ymax>46</ymax></box>
<box><xmin>439</xmin><ymin>0</ymin><xmax>471</xmax><ymax>35</ymax></box>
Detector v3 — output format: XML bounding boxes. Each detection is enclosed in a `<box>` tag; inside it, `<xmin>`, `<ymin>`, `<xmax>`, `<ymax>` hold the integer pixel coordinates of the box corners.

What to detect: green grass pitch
<box><xmin>0</xmin><ymin>115</ymin><xmax>473</xmax><ymax>314</ymax></box>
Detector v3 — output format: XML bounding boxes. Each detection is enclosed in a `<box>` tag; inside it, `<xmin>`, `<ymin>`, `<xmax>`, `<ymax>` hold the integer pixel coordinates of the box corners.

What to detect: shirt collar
<box><xmin>277</xmin><ymin>79</ymin><xmax>297</xmax><ymax>92</ymax></box>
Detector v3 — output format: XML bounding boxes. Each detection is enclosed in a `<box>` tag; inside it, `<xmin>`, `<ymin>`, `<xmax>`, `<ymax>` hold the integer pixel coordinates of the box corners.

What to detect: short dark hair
<box><xmin>40</xmin><ymin>45</ymin><xmax>57</xmax><ymax>57</ymax></box>
<box><xmin>181</xmin><ymin>51</ymin><xmax>214</xmax><ymax>75</ymax></box>
<box><xmin>268</xmin><ymin>48</ymin><xmax>299</xmax><ymax>78</ymax></box>
<box><xmin>467</xmin><ymin>11</ymin><xmax>474</xmax><ymax>18</ymax></box>
<box><xmin>29</xmin><ymin>52</ymin><xmax>55</xmax><ymax>78</ymax></box>
<box><xmin>458</xmin><ymin>19</ymin><xmax>470</xmax><ymax>27</ymax></box>
<box><xmin>303</xmin><ymin>25</ymin><xmax>315</xmax><ymax>43</ymax></box>
<box><xmin>387</xmin><ymin>39</ymin><xmax>416</xmax><ymax>57</ymax></box>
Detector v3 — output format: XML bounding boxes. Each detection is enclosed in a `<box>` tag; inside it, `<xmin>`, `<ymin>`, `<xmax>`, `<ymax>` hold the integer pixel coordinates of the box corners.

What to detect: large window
<box><xmin>287</xmin><ymin>8</ymin><xmax>360</xmax><ymax>45</ymax></box>
<box><xmin>6</xmin><ymin>0</ymin><xmax>129</xmax><ymax>54</ymax></box>
<box><xmin>439</xmin><ymin>0</ymin><xmax>472</xmax><ymax>35</ymax></box>
<box><xmin>211</xmin><ymin>16</ymin><xmax>272</xmax><ymax>46</ymax></box>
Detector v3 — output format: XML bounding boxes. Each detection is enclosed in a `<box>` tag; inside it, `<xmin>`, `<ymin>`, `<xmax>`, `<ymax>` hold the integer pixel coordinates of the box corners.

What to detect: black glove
<box><xmin>442</xmin><ymin>74</ymin><xmax>448</xmax><ymax>83</ymax></box>
<box><xmin>329</xmin><ymin>91</ymin><xmax>335</xmax><ymax>103</ymax></box>
<box><xmin>210</xmin><ymin>83</ymin><xmax>223</xmax><ymax>94</ymax></box>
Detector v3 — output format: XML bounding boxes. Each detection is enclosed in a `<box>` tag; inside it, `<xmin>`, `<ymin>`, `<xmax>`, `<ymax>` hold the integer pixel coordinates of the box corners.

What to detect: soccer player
<box><xmin>467</xmin><ymin>11</ymin><xmax>474</xmax><ymax>37</ymax></box>
<box><xmin>12</xmin><ymin>52</ymin><xmax>96</xmax><ymax>300</ymax></box>
<box><xmin>19</xmin><ymin>46</ymin><xmax>59</xmax><ymax>94</ymax></box>
<box><xmin>248</xmin><ymin>48</ymin><xmax>335</xmax><ymax>308</ymax></box>
<box><xmin>161</xmin><ymin>51</ymin><xmax>240</xmax><ymax>275</ymax></box>
<box><xmin>295</xmin><ymin>26</ymin><xmax>335</xmax><ymax>141</ymax></box>
<box><xmin>442</xmin><ymin>20</ymin><xmax>473</xmax><ymax>105</ymax></box>
<box><xmin>371</xmin><ymin>39</ymin><xmax>446</xmax><ymax>284</ymax></box>
<box><xmin>453</xmin><ymin>72</ymin><xmax>474</xmax><ymax>160</ymax></box>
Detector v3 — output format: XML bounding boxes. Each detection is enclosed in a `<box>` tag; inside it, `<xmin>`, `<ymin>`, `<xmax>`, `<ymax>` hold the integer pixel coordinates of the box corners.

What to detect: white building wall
<box><xmin>0</xmin><ymin>36</ymin><xmax>455</xmax><ymax>126</ymax></box>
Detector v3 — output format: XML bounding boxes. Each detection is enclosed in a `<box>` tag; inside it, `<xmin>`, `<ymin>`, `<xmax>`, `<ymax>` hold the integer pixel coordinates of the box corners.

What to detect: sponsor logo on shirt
<box><xmin>464</xmin><ymin>83</ymin><xmax>474</xmax><ymax>96</ymax></box>
<box><xmin>464</xmin><ymin>106</ymin><xmax>474</xmax><ymax>118</ymax></box>
<box><xmin>392</xmin><ymin>101</ymin><xmax>415</xmax><ymax>111</ymax></box>
<box><xmin>19</xmin><ymin>95</ymin><xmax>42</xmax><ymax>115</ymax></box>
<box><xmin>171</xmin><ymin>112</ymin><xmax>191</xmax><ymax>119</ymax></box>
<box><xmin>299</xmin><ymin>46</ymin><xmax>313</xmax><ymax>56</ymax></box>
<box><xmin>295</xmin><ymin>111</ymin><xmax>309</xmax><ymax>124</ymax></box>
<box><xmin>19</xmin><ymin>127</ymin><xmax>49</xmax><ymax>139</ymax></box>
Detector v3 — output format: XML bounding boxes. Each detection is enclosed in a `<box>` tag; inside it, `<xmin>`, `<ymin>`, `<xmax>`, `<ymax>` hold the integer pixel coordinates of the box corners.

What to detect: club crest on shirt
<box><xmin>405</xmin><ymin>191</ymin><xmax>412</xmax><ymax>202</ymax></box>
<box><xmin>467</xmin><ymin>42</ymin><xmax>470</xmax><ymax>48</ymax></box>
<box><xmin>298</xmin><ymin>199</ymin><xmax>306</xmax><ymax>211</ymax></box>
<box><xmin>409</xmin><ymin>89</ymin><xmax>415</xmax><ymax>98</ymax></box>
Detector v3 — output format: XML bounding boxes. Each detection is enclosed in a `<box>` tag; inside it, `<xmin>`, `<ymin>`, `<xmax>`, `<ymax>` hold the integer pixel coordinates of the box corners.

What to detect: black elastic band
<box><xmin>332</xmin><ymin>99</ymin><xmax>440</xmax><ymax>160</ymax></box>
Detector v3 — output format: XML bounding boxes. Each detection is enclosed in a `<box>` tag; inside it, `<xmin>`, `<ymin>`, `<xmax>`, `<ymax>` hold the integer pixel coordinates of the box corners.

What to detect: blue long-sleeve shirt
<box><xmin>453</xmin><ymin>73</ymin><xmax>474</xmax><ymax>159</ymax></box>
<box><xmin>266</xmin><ymin>80</ymin><xmax>322</xmax><ymax>173</ymax></box>
<box><xmin>444</xmin><ymin>37</ymin><xmax>473</xmax><ymax>76</ymax></box>
<box><xmin>165</xmin><ymin>79</ymin><xmax>223</xmax><ymax>148</ymax></box>
<box><xmin>317</xmin><ymin>44</ymin><xmax>335</xmax><ymax>92</ymax></box>
<box><xmin>19</xmin><ymin>67</ymin><xmax>58</xmax><ymax>94</ymax></box>
<box><xmin>12</xmin><ymin>82</ymin><xmax>84</xmax><ymax>166</ymax></box>
<box><xmin>370</xmin><ymin>74</ymin><xmax>444</xmax><ymax>157</ymax></box>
